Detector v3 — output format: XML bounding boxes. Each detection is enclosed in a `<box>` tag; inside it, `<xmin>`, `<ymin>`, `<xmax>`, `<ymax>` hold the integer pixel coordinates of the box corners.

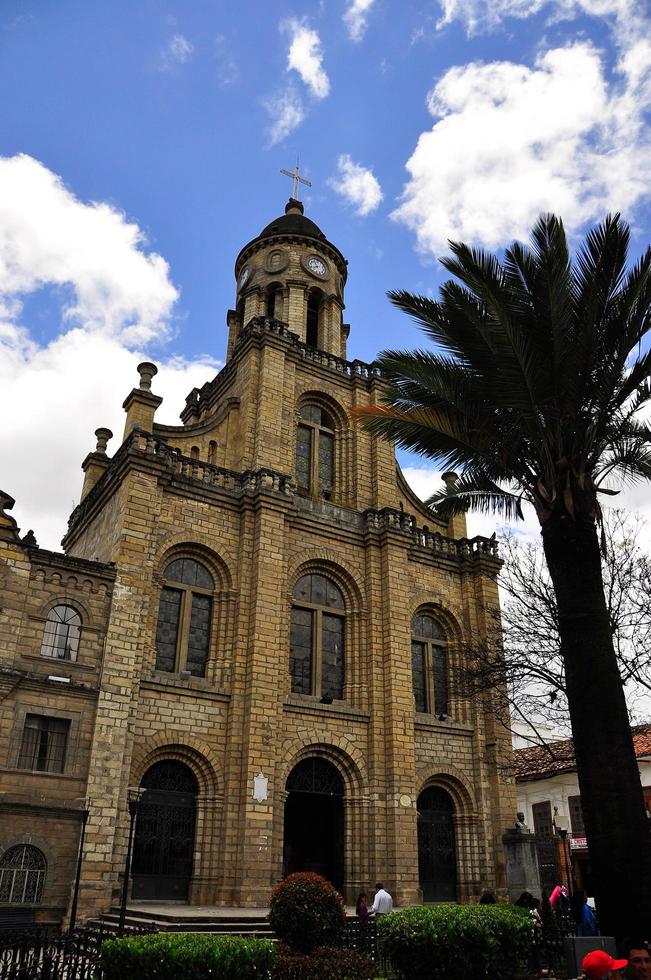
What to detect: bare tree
<box><xmin>460</xmin><ymin>510</ymin><xmax>651</xmax><ymax>739</ymax></box>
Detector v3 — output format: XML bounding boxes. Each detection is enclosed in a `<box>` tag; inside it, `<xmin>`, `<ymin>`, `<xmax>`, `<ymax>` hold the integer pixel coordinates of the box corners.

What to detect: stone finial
<box><xmin>94</xmin><ymin>428</ymin><xmax>113</xmax><ymax>454</ymax></box>
<box><xmin>441</xmin><ymin>471</ymin><xmax>459</xmax><ymax>488</ymax></box>
<box><xmin>21</xmin><ymin>529</ymin><xmax>38</xmax><ymax>548</ymax></box>
<box><xmin>137</xmin><ymin>362</ymin><xmax>158</xmax><ymax>391</ymax></box>
<box><xmin>0</xmin><ymin>489</ymin><xmax>20</xmax><ymax>542</ymax></box>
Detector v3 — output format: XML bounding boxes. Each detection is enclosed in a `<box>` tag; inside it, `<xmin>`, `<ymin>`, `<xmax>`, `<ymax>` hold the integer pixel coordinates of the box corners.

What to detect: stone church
<box><xmin>0</xmin><ymin>191</ymin><xmax>515</xmax><ymax>927</ymax></box>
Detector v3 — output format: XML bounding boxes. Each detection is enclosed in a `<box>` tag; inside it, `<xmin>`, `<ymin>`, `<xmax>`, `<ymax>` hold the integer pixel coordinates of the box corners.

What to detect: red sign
<box><xmin>570</xmin><ymin>837</ymin><xmax>588</xmax><ymax>849</ymax></box>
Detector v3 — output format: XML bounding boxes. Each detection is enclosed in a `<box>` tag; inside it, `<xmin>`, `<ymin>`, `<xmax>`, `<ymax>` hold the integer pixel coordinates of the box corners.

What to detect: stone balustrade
<box><xmin>185</xmin><ymin>317</ymin><xmax>382</xmax><ymax>418</ymax></box>
<box><xmin>364</xmin><ymin>507</ymin><xmax>499</xmax><ymax>561</ymax></box>
<box><xmin>129</xmin><ymin>432</ymin><xmax>293</xmax><ymax>495</ymax></box>
<box><xmin>67</xmin><ymin>432</ymin><xmax>293</xmax><ymax>531</ymax></box>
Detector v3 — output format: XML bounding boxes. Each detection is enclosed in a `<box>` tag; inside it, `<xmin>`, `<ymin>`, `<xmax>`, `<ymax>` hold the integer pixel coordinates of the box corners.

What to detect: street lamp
<box><xmin>118</xmin><ymin>789</ymin><xmax>143</xmax><ymax>937</ymax></box>
<box><xmin>68</xmin><ymin>800</ymin><xmax>90</xmax><ymax>936</ymax></box>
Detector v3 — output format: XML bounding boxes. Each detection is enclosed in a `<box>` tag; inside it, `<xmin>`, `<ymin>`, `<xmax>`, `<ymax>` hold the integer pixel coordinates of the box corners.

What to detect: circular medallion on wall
<box><xmin>302</xmin><ymin>254</ymin><xmax>328</xmax><ymax>279</ymax></box>
<box><xmin>265</xmin><ymin>248</ymin><xmax>289</xmax><ymax>274</ymax></box>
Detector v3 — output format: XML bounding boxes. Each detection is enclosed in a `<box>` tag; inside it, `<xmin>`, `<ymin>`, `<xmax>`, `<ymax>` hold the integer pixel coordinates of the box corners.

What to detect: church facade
<box><xmin>0</xmin><ymin>197</ymin><xmax>515</xmax><ymax>926</ymax></box>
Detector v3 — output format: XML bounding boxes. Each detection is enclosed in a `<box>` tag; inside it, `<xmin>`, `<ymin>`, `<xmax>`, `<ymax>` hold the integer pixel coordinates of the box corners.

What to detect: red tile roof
<box><xmin>513</xmin><ymin>723</ymin><xmax>651</xmax><ymax>782</ymax></box>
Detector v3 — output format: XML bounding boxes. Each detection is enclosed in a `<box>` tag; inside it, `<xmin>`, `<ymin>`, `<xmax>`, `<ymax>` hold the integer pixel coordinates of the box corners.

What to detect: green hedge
<box><xmin>269</xmin><ymin>873</ymin><xmax>346</xmax><ymax>953</ymax></box>
<box><xmin>101</xmin><ymin>932</ymin><xmax>275</xmax><ymax>979</ymax></box>
<box><xmin>272</xmin><ymin>945</ymin><xmax>375</xmax><ymax>979</ymax></box>
<box><xmin>378</xmin><ymin>904</ymin><xmax>534</xmax><ymax>980</ymax></box>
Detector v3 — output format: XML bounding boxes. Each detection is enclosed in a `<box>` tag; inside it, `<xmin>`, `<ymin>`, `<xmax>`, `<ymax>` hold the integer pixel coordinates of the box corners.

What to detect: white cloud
<box><xmin>283</xmin><ymin>19</ymin><xmax>330</xmax><ymax>98</ymax></box>
<box><xmin>436</xmin><ymin>0</ymin><xmax>637</xmax><ymax>35</ymax></box>
<box><xmin>264</xmin><ymin>86</ymin><xmax>306</xmax><ymax>146</ymax></box>
<box><xmin>214</xmin><ymin>34</ymin><xmax>239</xmax><ymax>86</ymax></box>
<box><xmin>0</xmin><ymin>155</ymin><xmax>219</xmax><ymax>550</ymax></box>
<box><xmin>329</xmin><ymin>154</ymin><xmax>383</xmax><ymax>216</ymax></box>
<box><xmin>343</xmin><ymin>0</ymin><xmax>376</xmax><ymax>42</ymax></box>
<box><xmin>0</xmin><ymin>155</ymin><xmax>178</xmax><ymax>343</ymax></box>
<box><xmin>160</xmin><ymin>33</ymin><xmax>194</xmax><ymax>70</ymax></box>
<box><xmin>392</xmin><ymin>41</ymin><xmax>651</xmax><ymax>256</ymax></box>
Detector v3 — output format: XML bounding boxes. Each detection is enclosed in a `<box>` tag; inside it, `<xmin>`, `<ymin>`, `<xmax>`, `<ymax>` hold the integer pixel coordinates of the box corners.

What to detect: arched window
<box><xmin>40</xmin><ymin>604</ymin><xmax>81</xmax><ymax>661</ymax></box>
<box><xmin>207</xmin><ymin>440</ymin><xmax>217</xmax><ymax>464</ymax></box>
<box><xmin>190</xmin><ymin>446</ymin><xmax>200</xmax><ymax>460</ymax></box>
<box><xmin>306</xmin><ymin>291</ymin><xmax>320</xmax><ymax>348</ymax></box>
<box><xmin>296</xmin><ymin>404</ymin><xmax>335</xmax><ymax>500</ymax></box>
<box><xmin>0</xmin><ymin>845</ymin><xmax>46</xmax><ymax>905</ymax></box>
<box><xmin>290</xmin><ymin>573</ymin><xmax>344</xmax><ymax>700</ymax></box>
<box><xmin>155</xmin><ymin>558</ymin><xmax>214</xmax><ymax>677</ymax></box>
<box><xmin>411</xmin><ymin>613</ymin><xmax>449</xmax><ymax>716</ymax></box>
<box><xmin>267</xmin><ymin>283</ymin><xmax>283</xmax><ymax>319</ymax></box>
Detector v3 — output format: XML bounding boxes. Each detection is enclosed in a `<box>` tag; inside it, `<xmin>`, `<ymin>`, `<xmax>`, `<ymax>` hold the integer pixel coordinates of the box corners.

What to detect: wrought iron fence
<box><xmin>343</xmin><ymin>918</ymin><xmax>397</xmax><ymax>978</ymax></box>
<box><xmin>0</xmin><ymin>922</ymin><xmax>153</xmax><ymax>980</ymax></box>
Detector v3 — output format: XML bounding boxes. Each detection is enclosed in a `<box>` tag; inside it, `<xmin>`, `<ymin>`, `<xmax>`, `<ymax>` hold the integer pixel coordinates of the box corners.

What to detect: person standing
<box><xmin>371</xmin><ymin>882</ymin><xmax>393</xmax><ymax>917</ymax></box>
<box><xmin>356</xmin><ymin>892</ymin><xmax>370</xmax><ymax>921</ymax></box>
<box><xmin>571</xmin><ymin>888</ymin><xmax>597</xmax><ymax>937</ymax></box>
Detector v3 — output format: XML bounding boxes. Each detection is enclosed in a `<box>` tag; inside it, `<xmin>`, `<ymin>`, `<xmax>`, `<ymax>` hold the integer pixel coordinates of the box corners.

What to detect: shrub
<box><xmin>269</xmin><ymin>873</ymin><xmax>346</xmax><ymax>953</ymax></box>
<box><xmin>272</xmin><ymin>945</ymin><xmax>375</xmax><ymax>979</ymax></box>
<box><xmin>101</xmin><ymin>931</ymin><xmax>275</xmax><ymax>979</ymax></box>
<box><xmin>378</xmin><ymin>903</ymin><xmax>534</xmax><ymax>980</ymax></box>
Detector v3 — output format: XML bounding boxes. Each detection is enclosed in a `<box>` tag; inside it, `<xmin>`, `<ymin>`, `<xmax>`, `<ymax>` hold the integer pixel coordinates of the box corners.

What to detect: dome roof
<box><xmin>258</xmin><ymin>199</ymin><xmax>326</xmax><ymax>242</ymax></box>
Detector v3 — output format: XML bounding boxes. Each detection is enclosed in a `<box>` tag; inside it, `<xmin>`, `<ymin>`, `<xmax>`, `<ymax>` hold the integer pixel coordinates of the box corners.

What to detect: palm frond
<box><xmin>425</xmin><ymin>469</ymin><xmax>525</xmax><ymax>521</ymax></box>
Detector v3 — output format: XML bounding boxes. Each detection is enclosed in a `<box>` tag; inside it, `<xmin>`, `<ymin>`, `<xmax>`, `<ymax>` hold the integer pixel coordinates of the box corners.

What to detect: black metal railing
<box><xmin>0</xmin><ymin>922</ymin><xmax>154</xmax><ymax>980</ymax></box>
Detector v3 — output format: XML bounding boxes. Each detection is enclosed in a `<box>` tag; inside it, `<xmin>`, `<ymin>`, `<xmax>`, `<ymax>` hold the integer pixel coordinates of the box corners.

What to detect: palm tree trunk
<box><xmin>542</xmin><ymin>512</ymin><xmax>651</xmax><ymax>939</ymax></box>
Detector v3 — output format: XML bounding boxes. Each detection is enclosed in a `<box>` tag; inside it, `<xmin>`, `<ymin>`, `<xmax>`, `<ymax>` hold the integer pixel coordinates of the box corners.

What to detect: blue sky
<box><xmin>0</xmin><ymin>0</ymin><xmax>650</xmax><ymax>548</ymax></box>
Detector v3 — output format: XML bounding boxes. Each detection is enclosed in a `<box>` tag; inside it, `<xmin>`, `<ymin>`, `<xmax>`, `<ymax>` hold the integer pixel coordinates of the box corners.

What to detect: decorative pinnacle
<box><xmin>441</xmin><ymin>471</ymin><xmax>459</xmax><ymax>487</ymax></box>
<box><xmin>94</xmin><ymin>428</ymin><xmax>113</xmax><ymax>454</ymax></box>
<box><xmin>137</xmin><ymin>362</ymin><xmax>158</xmax><ymax>391</ymax></box>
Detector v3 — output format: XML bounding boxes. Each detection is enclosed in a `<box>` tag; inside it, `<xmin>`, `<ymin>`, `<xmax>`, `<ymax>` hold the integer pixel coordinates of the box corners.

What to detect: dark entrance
<box><xmin>283</xmin><ymin>757</ymin><xmax>344</xmax><ymax>892</ymax></box>
<box><xmin>417</xmin><ymin>786</ymin><xmax>457</xmax><ymax>902</ymax></box>
<box><xmin>132</xmin><ymin>760</ymin><xmax>198</xmax><ymax>901</ymax></box>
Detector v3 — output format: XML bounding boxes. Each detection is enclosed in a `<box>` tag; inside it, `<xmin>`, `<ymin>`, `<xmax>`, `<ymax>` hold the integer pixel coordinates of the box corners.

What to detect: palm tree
<box><xmin>355</xmin><ymin>214</ymin><xmax>651</xmax><ymax>938</ymax></box>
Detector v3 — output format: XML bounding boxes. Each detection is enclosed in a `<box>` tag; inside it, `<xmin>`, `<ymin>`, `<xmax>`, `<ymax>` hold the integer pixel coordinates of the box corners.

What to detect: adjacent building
<box><xmin>514</xmin><ymin>724</ymin><xmax>651</xmax><ymax>895</ymax></box>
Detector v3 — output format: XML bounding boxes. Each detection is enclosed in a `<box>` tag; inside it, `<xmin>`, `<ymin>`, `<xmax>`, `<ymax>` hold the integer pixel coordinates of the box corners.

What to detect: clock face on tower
<box><xmin>238</xmin><ymin>266</ymin><xmax>250</xmax><ymax>289</ymax></box>
<box><xmin>307</xmin><ymin>256</ymin><xmax>327</xmax><ymax>277</ymax></box>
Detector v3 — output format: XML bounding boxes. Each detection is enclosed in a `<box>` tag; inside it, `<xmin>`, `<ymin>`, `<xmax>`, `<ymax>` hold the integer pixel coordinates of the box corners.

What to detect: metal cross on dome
<box><xmin>280</xmin><ymin>163</ymin><xmax>312</xmax><ymax>201</ymax></box>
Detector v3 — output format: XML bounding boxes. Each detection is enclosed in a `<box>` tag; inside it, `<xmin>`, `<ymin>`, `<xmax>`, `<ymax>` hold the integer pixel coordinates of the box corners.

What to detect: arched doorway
<box><xmin>417</xmin><ymin>786</ymin><xmax>457</xmax><ymax>902</ymax></box>
<box><xmin>283</xmin><ymin>757</ymin><xmax>344</xmax><ymax>891</ymax></box>
<box><xmin>132</xmin><ymin>760</ymin><xmax>198</xmax><ymax>901</ymax></box>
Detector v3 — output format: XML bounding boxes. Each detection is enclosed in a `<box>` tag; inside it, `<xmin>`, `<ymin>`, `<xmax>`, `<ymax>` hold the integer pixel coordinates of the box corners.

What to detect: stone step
<box><xmin>88</xmin><ymin>911</ymin><xmax>275</xmax><ymax>937</ymax></box>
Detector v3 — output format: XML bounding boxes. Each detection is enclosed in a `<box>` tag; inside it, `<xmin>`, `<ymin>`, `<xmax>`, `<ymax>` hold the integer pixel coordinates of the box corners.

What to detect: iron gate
<box><xmin>131</xmin><ymin>760</ymin><xmax>197</xmax><ymax>901</ymax></box>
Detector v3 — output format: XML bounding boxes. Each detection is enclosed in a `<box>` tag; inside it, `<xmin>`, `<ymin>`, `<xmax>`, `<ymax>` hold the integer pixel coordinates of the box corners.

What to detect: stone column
<box><xmin>502</xmin><ymin>828</ymin><xmax>542</xmax><ymax>901</ymax></box>
<box><xmin>364</xmin><ymin>524</ymin><xmax>420</xmax><ymax>906</ymax></box>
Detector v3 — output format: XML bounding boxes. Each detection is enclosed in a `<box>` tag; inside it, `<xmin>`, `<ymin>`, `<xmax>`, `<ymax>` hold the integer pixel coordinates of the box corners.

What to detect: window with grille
<box><xmin>296</xmin><ymin>404</ymin><xmax>335</xmax><ymax>500</ymax></box>
<box><xmin>17</xmin><ymin>715</ymin><xmax>70</xmax><ymax>773</ymax></box>
<box><xmin>411</xmin><ymin>613</ymin><xmax>449</xmax><ymax>716</ymax></box>
<box><xmin>290</xmin><ymin>573</ymin><xmax>344</xmax><ymax>700</ymax></box>
<box><xmin>532</xmin><ymin>800</ymin><xmax>553</xmax><ymax>837</ymax></box>
<box><xmin>568</xmin><ymin>795</ymin><xmax>585</xmax><ymax>836</ymax></box>
<box><xmin>40</xmin><ymin>605</ymin><xmax>81</xmax><ymax>661</ymax></box>
<box><xmin>0</xmin><ymin>845</ymin><xmax>46</xmax><ymax>905</ymax></box>
<box><xmin>155</xmin><ymin>558</ymin><xmax>214</xmax><ymax>677</ymax></box>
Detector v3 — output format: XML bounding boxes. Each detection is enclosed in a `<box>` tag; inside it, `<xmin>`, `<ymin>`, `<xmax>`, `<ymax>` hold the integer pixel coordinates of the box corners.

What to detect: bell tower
<box><xmin>227</xmin><ymin>181</ymin><xmax>349</xmax><ymax>361</ymax></box>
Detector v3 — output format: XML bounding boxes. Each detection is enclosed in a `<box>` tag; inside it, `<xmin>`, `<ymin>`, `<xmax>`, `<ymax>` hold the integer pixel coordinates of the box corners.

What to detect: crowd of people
<box><xmin>353</xmin><ymin>880</ymin><xmax>649</xmax><ymax>978</ymax></box>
